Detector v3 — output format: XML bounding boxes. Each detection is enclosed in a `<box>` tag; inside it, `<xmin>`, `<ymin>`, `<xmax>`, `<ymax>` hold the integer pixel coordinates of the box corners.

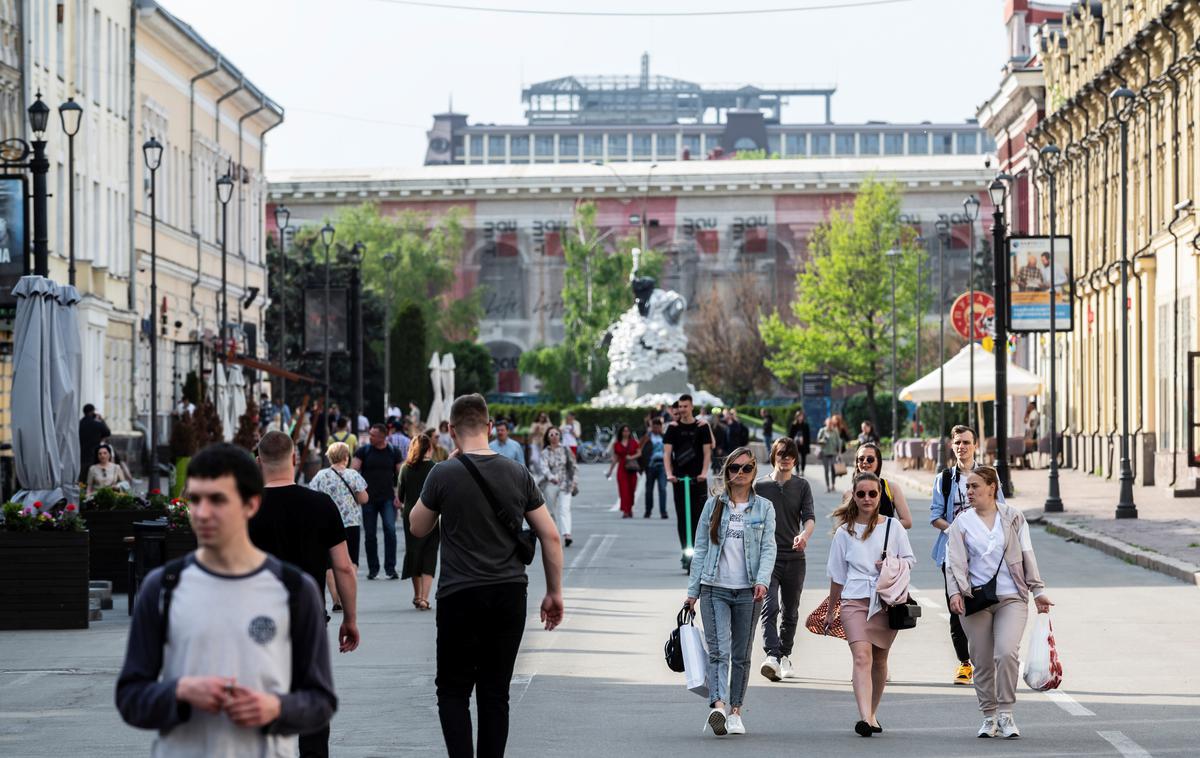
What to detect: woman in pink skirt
<box><xmin>825</xmin><ymin>471</ymin><xmax>915</xmax><ymax>737</ymax></box>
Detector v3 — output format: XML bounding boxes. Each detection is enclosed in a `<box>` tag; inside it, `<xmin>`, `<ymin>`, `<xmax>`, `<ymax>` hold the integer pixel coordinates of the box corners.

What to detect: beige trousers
<box><xmin>961</xmin><ymin>595</ymin><xmax>1028</xmax><ymax>715</ymax></box>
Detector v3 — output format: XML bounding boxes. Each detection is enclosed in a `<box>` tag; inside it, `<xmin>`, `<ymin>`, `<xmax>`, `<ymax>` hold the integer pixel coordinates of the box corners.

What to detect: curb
<box><xmin>882</xmin><ymin>465</ymin><xmax>1200</xmax><ymax>587</ymax></box>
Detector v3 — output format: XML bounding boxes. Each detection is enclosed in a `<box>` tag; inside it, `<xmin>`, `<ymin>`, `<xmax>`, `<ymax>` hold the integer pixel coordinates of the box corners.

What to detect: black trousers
<box><xmin>942</xmin><ymin>564</ymin><xmax>972</xmax><ymax>663</ymax></box>
<box><xmin>299</xmin><ymin>725</ymin><xmax>330</xmax><ymax>758</ymax></box>
<box><xmin>672</xmin><ymin>477</ymin><xmax>707</xmax><ymax>550</ymax></box>
<box><xmin>761</xmin><ymin>555</ymin><xmax>806</xmax><ymax>658</ymax></box>
<box><xmin>437</xmin><ymin>582</ymin><xmax>528</xmax><ymax>758</ymax></box>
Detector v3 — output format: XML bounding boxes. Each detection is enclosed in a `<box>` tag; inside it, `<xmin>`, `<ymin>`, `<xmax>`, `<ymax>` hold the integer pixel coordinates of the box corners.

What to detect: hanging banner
<box><xmin>950</xmin><ymin>291</ymin><xmax>995</xmax><ymax>342</ymax></box>
<box><xmin>1007</xmin><ymin>235</ymin><xmax>1073</xmax><ymax>333</ymax></box>
<box><xmin>0</xmin><ymin>175</ymin><xmax>30</xmax><ymax>316</ymax></box>
<box><xmin>303</xmin><ymin>288</ymin><xmax>348</xmax><ymax>354</ymax></box>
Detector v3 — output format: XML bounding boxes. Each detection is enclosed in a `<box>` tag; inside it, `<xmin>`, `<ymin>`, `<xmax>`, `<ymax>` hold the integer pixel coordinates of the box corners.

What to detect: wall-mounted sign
<box><xmin>951</xmin><ymin>291</ymin><xmax>996</xmax><ymax>342</ymax></box>
<box><xmin>1007</xmin><ymin>235</ymin><xmax>1073</xmax><ymax>333</ymax></box>
<box><xmin>0</xmin><ymin>175</ymin><xmax>30</xmax><ymax>313</ymax></box>
<box><xmin>802</xmin><ymin>372</ymin><xmax>831</xmax><ymax>397</ymax></box>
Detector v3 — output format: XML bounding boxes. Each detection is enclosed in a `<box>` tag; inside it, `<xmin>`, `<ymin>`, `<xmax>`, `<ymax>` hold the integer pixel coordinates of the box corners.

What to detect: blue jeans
<box><xmin>362</xmin><ymin>497</ymin><xmax>397</xmax><ymax>576</ymax></box>
<box><xmin>699</xmin><ymin>585</ymin><xmax>761</xmax><ymax>708</ymax></box>
<box><xmin>643</xmin><ymin>461</ymin><xmax>667</xmax><ymax>517</ymax></box>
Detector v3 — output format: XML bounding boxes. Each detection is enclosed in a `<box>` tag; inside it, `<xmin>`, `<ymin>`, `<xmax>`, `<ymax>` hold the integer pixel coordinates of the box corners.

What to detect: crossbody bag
<box><xmin>880</xmin><ymin>518</ymin><xmax>922</xmax><ymax>630</ymax></box>
<box><xmin>457</xmin><ymin>456</ymin><xmax>537</xmax><ymax>565</ymax></box>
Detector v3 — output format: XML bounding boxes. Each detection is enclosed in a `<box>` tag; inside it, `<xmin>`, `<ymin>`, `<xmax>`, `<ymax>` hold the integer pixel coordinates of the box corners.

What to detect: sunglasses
<box><xmin>727</xmin><ymin>463</ymin><xmax>756</xmax><ymax>475</ymax></box>
<box><xmin>857</xmin><ymin>456</ymin><xmax>877</xmax><ymax>464</ymax></box>
<box><xmin>855</xmin><ymin>489</ymin><xmax>880</xmax><ymax>499</ymax></box>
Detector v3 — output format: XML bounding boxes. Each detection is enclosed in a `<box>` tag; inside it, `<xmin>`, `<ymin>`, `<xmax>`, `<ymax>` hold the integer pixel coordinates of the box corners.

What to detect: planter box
<box><xmin>165</xmin><ymin>530</ymin><xmax>197</xmax><ymax>560</ymax></box>
<box><xmin>85</xmin><ymin>509</ymin><xmax>165</xmax><ymax>592</ymax></box>
<box><xmin>0</xmin><ymin>531</ymin><xmax>90</xmax><ymax>630</ymax></box>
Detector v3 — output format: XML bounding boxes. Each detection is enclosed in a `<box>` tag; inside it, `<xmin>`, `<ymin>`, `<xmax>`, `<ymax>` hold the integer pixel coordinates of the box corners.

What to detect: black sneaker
<box><xmin>386</xmin><ymin>572</ymin><xmax>400</xmax><ymax>580</ymax></box>
<box><xmin>367</xmin><ymin>572</ymin><xmax>379</xmax><ymax>580</ymax></box>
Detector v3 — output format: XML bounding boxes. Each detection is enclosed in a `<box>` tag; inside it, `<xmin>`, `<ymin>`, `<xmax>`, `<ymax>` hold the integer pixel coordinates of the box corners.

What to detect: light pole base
<box><xmin>1115</xmin><ymin>476</ymin><xmax>1138</xmax><ymax>519</ymax></box>
<box><xmin>1043</xmin><ymin>496</ymin><xmax>1064</xmax><ymax>513</ymax></box>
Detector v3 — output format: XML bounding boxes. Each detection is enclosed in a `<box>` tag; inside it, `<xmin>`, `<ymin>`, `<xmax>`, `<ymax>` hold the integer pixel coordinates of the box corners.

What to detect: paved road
<box><xmin>2</xmin><ymin>464</ymin><xmax>1197</xmax><ymax>757</ymax></box>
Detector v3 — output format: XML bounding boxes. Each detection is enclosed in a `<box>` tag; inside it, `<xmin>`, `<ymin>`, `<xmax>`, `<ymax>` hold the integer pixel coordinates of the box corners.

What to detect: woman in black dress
<box><xmin>399</xmin><ymin>433</ymin><xmax>439</xmax><ymax>610</ymax></box>
<box><xmin>788</xmin><ymin>409</ymin><xmax>812</xmax><ymax>476</ymax></box>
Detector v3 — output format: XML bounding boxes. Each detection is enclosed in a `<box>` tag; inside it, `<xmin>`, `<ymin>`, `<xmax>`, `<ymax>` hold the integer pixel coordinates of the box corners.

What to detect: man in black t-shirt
<box><xmin>409</xmin><ymin>393</ymin><xmax>563</xmax><ymax>758</ymax></box>
<box><xmin>251</xmin><ymin>431</ymin><xmax>358</xmax><ymax>758</ymax></box>
<box><xmin>352</xmin><ymin>424</ymin><xmax>404</xmax><ymax>580</ymax></box>
<box><xmin>663</xmin><ymin>394</ymin><xmax>714</xmax><ymax>571</ymax></box>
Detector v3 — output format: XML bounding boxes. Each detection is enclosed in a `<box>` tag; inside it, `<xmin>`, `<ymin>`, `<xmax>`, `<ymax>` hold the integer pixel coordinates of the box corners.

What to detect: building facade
<box><xmin>269</xmin><ymin>156</ymin><xmax>993</xmax><ymax>393</ymax></box>
<box><xmin>980</xmin><ymin>0</ymin><xmax>1200</xmax><ymax>495</ymax></box>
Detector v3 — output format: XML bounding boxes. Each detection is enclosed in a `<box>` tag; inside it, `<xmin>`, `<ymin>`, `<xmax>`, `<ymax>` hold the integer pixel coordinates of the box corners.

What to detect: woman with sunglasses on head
<box><xmin>946</xmin><ymin>466</ymin><xmax>1052</xmax><ymax>740</ymax></box>
<box><xmin>853</xmin><ymin>442</ymin><xmax>913</xmax><ymax>529</ymax></box>
<box><xmin>684</xmin><ymin>447</ymin><xmax>776</xmax><ymax>737</ymax></box>
<box><xmin>537</xmin><ymin>427</ymin><xmax>577</xmax><ymax>547</ymax></box>
<box><xmin>826</xmin><ymin>471</ymin><xmax>915</xmax><ymax>738</ymax></box>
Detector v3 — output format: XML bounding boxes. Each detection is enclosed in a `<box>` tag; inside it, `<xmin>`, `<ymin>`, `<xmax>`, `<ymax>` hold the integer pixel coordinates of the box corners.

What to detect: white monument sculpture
<box><xmin>591</xmin><ymin>248</ymin><xmax>723</xmax><ymax>408</ymax></box>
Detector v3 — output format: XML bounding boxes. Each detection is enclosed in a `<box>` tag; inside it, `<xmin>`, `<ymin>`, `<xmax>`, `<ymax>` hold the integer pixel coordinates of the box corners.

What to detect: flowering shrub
<box><xmin>1</xmin><ymin>501</ymin><xmax>87</xmax><ymax>532</ymax></box>
<box><xmin>82</xmin><ymin>487</ymin><xmax>147</xmax><ymax>511</ymax></box>
<box><xmin>165</xmin><ymin>498</ymin><xmax>191</xmax><ymax>532</ymax></box>
<box><xmin>147</xmin><ymin>489</ymin><xmax>170</xmax><ymax>510</ymax></box>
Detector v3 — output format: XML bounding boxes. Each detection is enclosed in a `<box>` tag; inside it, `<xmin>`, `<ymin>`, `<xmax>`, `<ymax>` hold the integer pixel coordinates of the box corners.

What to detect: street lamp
<box><xmin>1111</xmin><ymin>86</ymin><xmax>1138</xmax><ymax>519</ymax></box>
<box><xmin>216</xmin><ymin>173</ymin><xmax>234</xmax><ymax>359</ymax></box>
<box><xmin>963</xmin><ymin>193</ymin><xmax>981</xmax><ymax>430</ymax></box>
<box><xmin>1039</xmin><ymin>144</ymin><xmax>1064</xmax><ymax>513</ymax></box>
<box><xmin>273</xmin><ymin>204</ymin><xmax>291</xmax><ymax>419</ymax></box>
<box><xmin>28</xmin><ymin>93</ymin><xmax>50</xmax><ymax>277</ymax></box>
<box><xmin>989</xmin><ymin>172</ymin><xmax>1013</xmax><ymax>496</ymax></box>
<box><xmin>142</xmin><ymin>136</ymin><xmax>163</xmax><ymax>493</ymax></box>
<box><xmin>321</xmin><ymin>222</ymin><xmax>335</xmax><ymax>434</ymax></box>
<box><xmin>936</xmin><ymin>219</ymin><xmax>950</xmax><ymax>471</ymax></box>
<box><xmin>382</xmin><ymin>251</ymin><xmax>396</xmax><ymax>419</ymax></box>
<box><xmin>58</xmin><ymin>97</ymin><xmax>83</xmax><ymax>286</ymax></box>
<box><xmin>886</xmin><ymin>247</ymin><xmax>902</xmax><ymax>453</ymax></box>
<box><xmin>351</xmin><ymin>241</ymin><xmax>365</xmax><ymax>430</ymax></box>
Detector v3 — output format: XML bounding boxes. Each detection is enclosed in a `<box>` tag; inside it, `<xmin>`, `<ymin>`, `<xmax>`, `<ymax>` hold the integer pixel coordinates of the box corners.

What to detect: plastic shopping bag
<box><xmin>680</xmin><ymin>619</ymin><xmax>709</xmax><ymax>698</ymax></box>
<box><xmin>1022</xmin><ymin>613</ymin><xmax>1063</xmax><ymax>691</ymax></box>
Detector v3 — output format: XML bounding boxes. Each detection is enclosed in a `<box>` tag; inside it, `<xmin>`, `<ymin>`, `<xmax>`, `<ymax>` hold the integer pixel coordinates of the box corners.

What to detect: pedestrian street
<box><xmin>2</xmin><ymin>463</ymin><xmax>1197</xmax><ymax>757</ymax></box>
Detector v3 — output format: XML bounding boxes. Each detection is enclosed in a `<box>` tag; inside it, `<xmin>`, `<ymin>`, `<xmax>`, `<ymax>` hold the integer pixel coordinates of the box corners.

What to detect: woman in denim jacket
<box><xmin>685</xmin><ymin>446</ymin><xmax>777</xmax><ymax>737</ymax></box>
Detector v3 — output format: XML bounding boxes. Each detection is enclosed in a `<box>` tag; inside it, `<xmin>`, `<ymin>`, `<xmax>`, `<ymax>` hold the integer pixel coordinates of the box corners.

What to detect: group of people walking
<box><xmin>683</xmin><ymin>420</ymin><xmax>1054</xmax><ymax>742</ymax></box>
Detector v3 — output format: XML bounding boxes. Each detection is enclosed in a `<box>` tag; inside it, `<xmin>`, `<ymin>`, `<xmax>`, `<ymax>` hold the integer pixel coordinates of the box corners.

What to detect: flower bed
<box><xmin>0</xmin><ymin>502</ymin><xmax>89</xmax><ymax>630</ymax></box>
<box><xmin>82</xmin><ymin>488</ymin><xmax>164</xmax><ymax>592</ymax></box>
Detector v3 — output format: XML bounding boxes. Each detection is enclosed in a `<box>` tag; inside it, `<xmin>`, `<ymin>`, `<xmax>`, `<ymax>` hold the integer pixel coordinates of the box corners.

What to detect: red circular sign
<box><xmin>951</xmin><ymin>292</ymin><xmax>995</xmax><ymax>341</ymax></box>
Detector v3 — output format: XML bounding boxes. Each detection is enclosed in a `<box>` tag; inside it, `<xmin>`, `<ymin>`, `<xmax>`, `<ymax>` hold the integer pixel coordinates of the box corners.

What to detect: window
<box><xmin>487</xmin><ymin>135</ymin><xmax>506</xmax><ymax>159</ymax></box>
<box><xmin>982</xmin><ymin>133</ymin><xmax>997</xmax><ymax>152</ymax></box>
<box><xmin>470</xmin><ymin>134</ymin><xmax>483</xmax><ymax>158</ymax></box>
<box><xmin>511</xmin><ymin>135</ymin><xmax>529</xmax><ymax>157</ymax></box>
<box><xmin>860</xmin><ymin>133</ymin><xmax>880</xmax><ymax>155</ymax></box>
<box><xmin>785</xmin><ymin>133</ymin><xmax>806</xmax><ymax>156</ymax></box>
<box><xmin>767</xmin><ymin>135</ymin><xmax>780</xmax><ymax>156</ymax></box>
<box><xmin>91</xmin><ymin>11</ymin><xmax>100</xmax><ymax>101</ymax></box>
<box><xmin>681</xmin><ymin>134</ymin><xmax>701</xmax><ymax>157</ymax></box>
<box><xmin>835</xmin><ymin>133</ymin><xmax>855</xmax><ymax>155</ymax></box>
<box><xmin>608</xmin><ymin>133</ymin><xmax>628</xmax><ymax>158</ymax></box>
<box><xmin>535</xmin><ymin>135</ymin><xmax>554</xmax><ymax>157</ymax></box>
<box><xmin>560</xmin><ymin>134</ymin><xmax>579</xmax><ymax>159</ymax></box>
<box><xmin>909</xmin><ymin>132</ymin><xmax>928</xmax><ymax>154</ymax></box>
<box><xmin>812</xmin><ymin>134</ymin><xmax>831</xmax><ymax>155</ymax></box>
<box><xmin>657</xmin><ymin>133</ymin><xmax>676</xmax><ymax>158</ymax></box>
<box><xmin>957</xmin><ymin>132</ymin><xmax>978</xmax><ymax>154</ymax></box>
<box><xmin>584</xmin><ymin>134</ymin><xmax>604</xmax><ymax>157</ymax></box>
<box><xmin>633</xmin><ymin>133</ymin><xmax>652</xmax><ymax>157</ymax></box>
<box><xmin>933</xmin><ymin>132</ymin><xmax>953</xmax><ymax>155</ymax></box>
<box><xmin>884</xmin><ymin>133</ymin><xmax>904</xmax><ymax>155</ymax></box>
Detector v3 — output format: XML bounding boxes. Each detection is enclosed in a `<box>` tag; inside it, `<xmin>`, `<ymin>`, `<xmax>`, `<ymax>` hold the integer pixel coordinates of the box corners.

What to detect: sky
<box><xmin>159</xmin><ymin>0</ymin><xmax>1014</xmax><ymax>173</ymax></box>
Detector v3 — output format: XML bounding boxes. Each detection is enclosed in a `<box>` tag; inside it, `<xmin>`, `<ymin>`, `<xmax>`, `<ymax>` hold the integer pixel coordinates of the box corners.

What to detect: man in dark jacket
<box><xmin>726</xmin><ymin>409</ymin><xmax>750</xmax><ymax>449</ymax></box>
<box><xmin>79</xmin><ymin>404</ymin><xmax>111</xmax><ymax>481</ymax></box>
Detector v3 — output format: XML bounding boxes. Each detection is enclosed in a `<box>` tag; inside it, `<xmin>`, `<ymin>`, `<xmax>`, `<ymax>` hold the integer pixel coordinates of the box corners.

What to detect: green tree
<box><xmin>444</xmin><ymin>339</ymin><xmax>495</xmax><ymax>396</ymax></box>
<box><xmin>521</xmin><ymin>201</ymin><xmax>664</xmax><ymax>399</ymax></box>
<box><xmin>759</xmin><ymin>179</ymin><xmax>923</xmax><ymax>431</ymax></box>
<box><xmin>389</xmin><ymin>304</ymin><xmax>428</xmax><ymax>414</ymax></box>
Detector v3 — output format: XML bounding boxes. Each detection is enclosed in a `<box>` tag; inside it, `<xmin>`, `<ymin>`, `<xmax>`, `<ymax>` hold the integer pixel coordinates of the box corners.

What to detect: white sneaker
<box><xmin>726</xmin><ymin>713</ymin><xmax>746</xmax><ymax>735</ymax></box>
<box><xmin>977</xmin><ymin>716</ymin><xmax>997</xmax><ymax>738</ymax></box>
<box><xmin>997</xmin><ymin>712</ymin><xmax>1020</xmax><ymax>739</ymax></box>
<box><xmin>780</xmin><ymin>655</ymin><xmax>795</xmax><ymax>678</ymax></box>
<box><xmin>706</xmin><ymin>707</ymin><xmax>728</xmax><ymax>736</ymax></box>
<box><xmin>760</xmin><ymin>655</ymin><xmax>782</xmax><ymax>681</ymax></box>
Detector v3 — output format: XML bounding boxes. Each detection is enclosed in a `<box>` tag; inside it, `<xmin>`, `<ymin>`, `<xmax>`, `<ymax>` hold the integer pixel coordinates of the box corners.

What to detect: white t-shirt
<box><xmin>826</xmin><ymin>517</ymin><xmax>915</xmax><ymax>600</ymax></box>
<box><xmin>958</xmin><ymin>509</ymin><xmax>1031</xmax><ymax>597</ymax></box>
<box><xmin>560</xmin><ymin>422</ymin><xmax>580</xmax><ymax>447</ymax></box>
<box><xmin>709</xmin><ymin>501</ymin><xmax>752</xmax><ymax>589</ymax></box>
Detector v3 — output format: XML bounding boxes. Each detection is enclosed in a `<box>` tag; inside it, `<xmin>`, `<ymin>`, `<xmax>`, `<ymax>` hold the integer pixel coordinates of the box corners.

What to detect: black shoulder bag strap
<box><xmin>880</xmin><ymin>517</ymin><xmax>892</xmax><ymax>561</ymax></box>
<box><xmin>457</xmin><ymin>455</ymin><xmax>528</xmax><ymax>556</ymax></box>
<box><xmin>158</xmin><ymin>556</ymin><xmax>189</xmax><ymax>644</ymax></box>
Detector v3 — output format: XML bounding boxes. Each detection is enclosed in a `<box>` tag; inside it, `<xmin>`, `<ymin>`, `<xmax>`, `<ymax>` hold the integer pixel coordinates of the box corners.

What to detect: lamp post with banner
<box><xmin>1111</xmin><ymin>86</ymin><xmax>1138</xmax><ymax>519</ymax></box>
<box><xmin>1040</xmin><ymin>144</ymin><xmax>1064</xmax><ymax>513</ymax></box>
<box><xmin>935</xmin><ymin>219</ymin><xmax>950</xmax><ymax>470</ymax></box>
<box><xmin>963</xmin><ymin>194</ymin><xmax>981</xmax><ymax>430</ymax></box>
<box><xmin>273</xmin><ymin>205</ymin><xmax>290</xmax><ymax>417</ymax></box>
<box><xmin>990</xmin><ymin>173</ymin><xmax>1013</xmax><ymax>497</ymax></box>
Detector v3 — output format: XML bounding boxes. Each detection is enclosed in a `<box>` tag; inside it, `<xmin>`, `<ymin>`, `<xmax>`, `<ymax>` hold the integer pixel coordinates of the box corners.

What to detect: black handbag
<box><xmin>878</xmin><ymin>519</ymin><xmax>922</xmax><ymax>630</ymax></box>
<box><xmin>963</xmin><ymin>564</ymin><xmax>1002</xmax><ymax>616</ymax></box>
<box><xmin>458</xmin><ymin>456</ymin><xmax>537</xmax><ymax>565</ymax></box>
<box><xmin>664</xmin><ymin>605</ymin><xmax>693</xmax><ymax>673</ymax></box>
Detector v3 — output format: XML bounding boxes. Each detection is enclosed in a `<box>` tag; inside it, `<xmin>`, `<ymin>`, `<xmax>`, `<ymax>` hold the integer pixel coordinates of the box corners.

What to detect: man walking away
<box><xmin>664</xmin><ymin>394</ymin><xmax>714</xmax><ymax>572</ymax></box>
<box><xmin>251</xmin><ymin>431</ymin><xmax>359</xmax><ymax>758</ymax></box>
<box><xmin>353</xmin><ymin>424</ymin><xmax>404</xmax><ymax>580</ymax></box>
<box><xmin>116</xmin><ymin>443</ymin><xmax>336</xmax><ymax>757</ymax></box>
<box><xmin>79</xmin><ymin>403</ymin><xmax>111</xmax><ymax>482</ymax></box>
<box><xmin>409</xmin><ymin>393</ymin><xmax>564</xmax><ymax>758</ymax></box>
<box><xmin>330</xmin><ymin>416</ymin><xmax>357</xmax><ymax>455</ymax></box>
<box><xmin>930</xmin><ymin>425</ymin><xmax>1004</xmax><ymax>686</ymax></box>
<box><xmin>641</xmin><ymin>417</ymin><xmax>668</xmax><ymax>519</ymax></box>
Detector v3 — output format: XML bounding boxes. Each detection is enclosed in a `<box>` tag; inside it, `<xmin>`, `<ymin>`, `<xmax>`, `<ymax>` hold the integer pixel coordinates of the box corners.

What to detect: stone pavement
<box><xmin>882</xmin><ymin>459</ymin><xmax>1200</xmax><ymax>585</ymax></box>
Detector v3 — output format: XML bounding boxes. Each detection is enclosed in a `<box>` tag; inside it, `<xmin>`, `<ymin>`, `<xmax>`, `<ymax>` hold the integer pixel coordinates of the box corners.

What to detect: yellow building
<box><xmin>133</xmin><ymin>0</ymin><xmax>282</xmax><ymax>452</ymax></box>
<box><xmin>984</xmin><ymin>0</ymin><xmax>1200</xmax><ymax>495</ymax></box>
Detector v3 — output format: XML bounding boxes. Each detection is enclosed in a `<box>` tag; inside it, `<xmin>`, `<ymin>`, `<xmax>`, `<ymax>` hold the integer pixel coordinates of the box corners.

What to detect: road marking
<box><xmin>915</xmin><ymin>595</ymin><xmax>941</xmax><ymax>610</ymax></box>
<box><xmin>1045</xmin><ymin>690</ymin><xmax>1096</xmax><ymax>717</ymax></box>
<box><xmin>1097</xmin><ymin>731</ymin><xmax>1152</xmax><ymax>757</ymax></box>
<box><xmin>566</xmin><ymin>534</ymin><xmax>616</xmax><ymax>578</ymax></box>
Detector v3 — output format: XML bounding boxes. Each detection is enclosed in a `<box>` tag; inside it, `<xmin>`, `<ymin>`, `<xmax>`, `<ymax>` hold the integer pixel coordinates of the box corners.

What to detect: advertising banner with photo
<box><xmin>303</xmin><ymin>288</ymin><xmax>348</xmax><ymax>354</ymax></box>
<box><xmin>0</xmin><ymin>175</ymin><xmax>29</xmax><ymax>315</ymax></box>
<box><xmin>1007</xmin><ymin>235</ymin><xmax>1073</xmax><ymax>333</ymax></box>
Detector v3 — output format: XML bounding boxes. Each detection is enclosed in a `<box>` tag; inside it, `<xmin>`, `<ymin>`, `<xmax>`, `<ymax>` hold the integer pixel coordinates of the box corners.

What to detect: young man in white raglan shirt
<box><xmin>116</xmin><ymin>443</ymin><xmax>336</xmax><ymax>757</ymax></box>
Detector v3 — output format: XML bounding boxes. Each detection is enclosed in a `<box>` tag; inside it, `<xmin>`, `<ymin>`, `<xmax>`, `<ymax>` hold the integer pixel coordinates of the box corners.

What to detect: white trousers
<box><xmin>543</xmin><ymin>483</ymin><xmax>573</xmax><ymax>536</ymax></box>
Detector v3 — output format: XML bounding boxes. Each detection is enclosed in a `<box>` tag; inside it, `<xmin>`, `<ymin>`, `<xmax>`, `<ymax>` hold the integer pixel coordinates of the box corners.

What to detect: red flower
<box><xmin>65</xmin><ymin>503</ymin><xmax>77</xmax><ymax>512</ymax></box>
<box><xmin>33</xmin><ymin>500</ymin><xmax>42</xmax><ymax>508</ymax></box>
<box><xmin>150</xmin><ymin>489</ymin><xmax>161</xmax><ymax>495</ymax></box>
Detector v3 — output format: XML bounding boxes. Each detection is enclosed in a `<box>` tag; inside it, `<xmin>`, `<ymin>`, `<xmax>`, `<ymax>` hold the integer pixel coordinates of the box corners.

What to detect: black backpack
<box><xmin>664</xmin><ymin>605</ymin><xmax>694</xmax><ymax>673</ymax></box>
<box><xmin>939</xmin><ymin>467</ymin><xmax>959</xmax><ymax>518</ymax></box>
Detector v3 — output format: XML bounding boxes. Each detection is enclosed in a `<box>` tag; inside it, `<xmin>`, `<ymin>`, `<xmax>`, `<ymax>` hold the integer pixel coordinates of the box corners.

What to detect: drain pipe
<box><xmin>1167</xmin><ymin>201</ymin><xmax>1190</xmax><ymax>485</ymax></box>
<box><xmin>236</xmin><ymin>97</ymin><xmax>267</xmax><ymax>328</ymax></box>
<box><xmin>188</xmin><ymin>57</ymin><xmax>222</xmax><ymax>332</ymax></box>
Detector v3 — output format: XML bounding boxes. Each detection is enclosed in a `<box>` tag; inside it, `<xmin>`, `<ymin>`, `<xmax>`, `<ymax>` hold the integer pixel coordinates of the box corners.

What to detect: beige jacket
<box><xmin>945</xmin><ymin>504</ymin><xmax>1046</xmax><ymax>603</ymax></box>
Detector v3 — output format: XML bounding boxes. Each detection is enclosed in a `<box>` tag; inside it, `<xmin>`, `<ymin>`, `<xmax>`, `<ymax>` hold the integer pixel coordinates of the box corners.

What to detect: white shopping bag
<box><xmin>1022</xmin><ymin>613</ymin><xmax>1063</xmax><ymax>691</ymax></box>
<box><xmin>680</xmin><ymin>622</ymin><xmax>709</xmax><ymax>698</ymax></box>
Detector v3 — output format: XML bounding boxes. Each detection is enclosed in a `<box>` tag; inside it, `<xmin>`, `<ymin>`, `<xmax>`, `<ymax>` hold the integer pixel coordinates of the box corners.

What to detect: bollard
<box><xmin>90</xmin><ymin>579</ymin><xmax>113</xmax><ymax>610</ymax></box>
<box><xmin>88</xmin><ymin>590</ymin><xmax>103</xmax><ymax>621</ymax></box>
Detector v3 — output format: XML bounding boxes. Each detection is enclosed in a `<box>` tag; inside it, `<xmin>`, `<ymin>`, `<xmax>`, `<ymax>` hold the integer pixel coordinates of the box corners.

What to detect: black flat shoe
<box><xmin>855</xmin><ymin>721</ymin><xmax>874</xmax><ymax>737</ymax></box>
<box><xmin>871</xmin><ymin>721</ymin><xmax>883</xmax><ymax>734</ymax></box>
<box><xmin>564</xmin><ymin>536</ymin><xmax>573</xmax><ymax>547</ymax></box>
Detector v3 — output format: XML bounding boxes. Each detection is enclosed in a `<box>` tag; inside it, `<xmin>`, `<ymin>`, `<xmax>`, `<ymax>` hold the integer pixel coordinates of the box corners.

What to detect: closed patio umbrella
<box><xmin>10</xmin><ymin>276</ymin><xmax>67</xmax><ymax>508</ymax></box>
<box><xmin>426</xmin><ymin>352</ymin><xmax>443</xmax><ymax>430</ymax></box>
<box><xmin>440</xmin><ymin>352</ymin><xmax>456</xmax><ymax>421</ymax></box>
<box><xmin>50</xmin><ymin>282</ymin><xmax>82</xmax><ymax>505</ymax></box>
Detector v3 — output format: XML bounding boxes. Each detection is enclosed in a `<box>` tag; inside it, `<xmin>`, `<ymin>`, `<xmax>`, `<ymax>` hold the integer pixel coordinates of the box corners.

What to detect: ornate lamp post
<box><xmin>142</xmin><ymin>137</ymin><xmax>164</xmax><ymax>492</ymax></box>
<box><xmin>382</xmin><ymin>251</ymin><xmax>396</xmax><ymax>419</ymax></box>
<box><xmin>216</xmin><ymin>173</ymin><xmax>234</xmax><ymax>355</ymax></box>
<box><xmin>1111</xmin><ymin>86</ymin><xmax>1138</xmax><ymax>519</ymax></box>
<box><xmin>963</xmin><ymin>194</ymin><xmax>981</xmax><ymax>430</ymax></box>
<box><xmin>321</xmin><ymin>222</ymin><xmax>335</xmax><ymax>432</ymax></box>
<box><xmin>989</xmin><ymin>173</ymin><xmax>1013</xmax><ymax>496</ymax></box>
<box><xmin>273</xmin><ymin>205</ymin><xmax>291</xmax><ymax>418</ymax></box>
<box><xmin>28</xmin><ymin>93</ymin><xmax>50</xmax><ymax>277</ymax></box>
<box><xmin>1040</xmin><ymin>144</ymin><xmax>1065</xmax><ymax>513</ymax></box>
<box><xmin>936</xmin><ymin>219</ymin><xmax>950</xmax><ymax>471</ymax></box>
<box><xmin>886</xmin><ymin>248</ymin><xmax>902</xmax><ymax>451</ymax></box>
<box><xmin>58</xmin><ymin>97</ymin><xmax>83</xmax><ymax>286</ymax></box>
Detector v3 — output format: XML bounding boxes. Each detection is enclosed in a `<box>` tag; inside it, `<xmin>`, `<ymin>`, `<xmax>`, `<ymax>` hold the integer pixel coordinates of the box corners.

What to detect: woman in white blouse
<box><xmin>825</xmin><ymin>471</ymin><xmax>915</xmax><ymax>737</ymax></box>
<box><xmin>946</xmin><ymin>466</ymin><xmax>1052</xmax><ymax>739</ymax></box>
<box><xmin>86</xmin><ymin>443</ymin><xmax>130</xmax><ymax>495</ymax></box>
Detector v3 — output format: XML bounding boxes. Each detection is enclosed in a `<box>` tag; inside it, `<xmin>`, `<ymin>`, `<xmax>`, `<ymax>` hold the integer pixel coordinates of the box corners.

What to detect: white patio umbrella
<box><xmin>213</xmin><ymin>363</ymin><xmax>233</xmax><ymax>442</ymax></box>
<box><xmin>440</xmin><ymin>352</ymin><xmax>456</xmax><ymax>421</ymax></box>
<box><xmin>426</xmin><ymin>352</ymin><xmax>444</xmax><ymax>430</ymax></box>
<box><xmin>900</xmin><ymin>344</ymin><xmax>1043</xmax><ymax>403</ymax></box>
<box><xmin>227</xmin><ymin>364</ymin><xmax>248</xmax><ymax>438</ymax></box>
